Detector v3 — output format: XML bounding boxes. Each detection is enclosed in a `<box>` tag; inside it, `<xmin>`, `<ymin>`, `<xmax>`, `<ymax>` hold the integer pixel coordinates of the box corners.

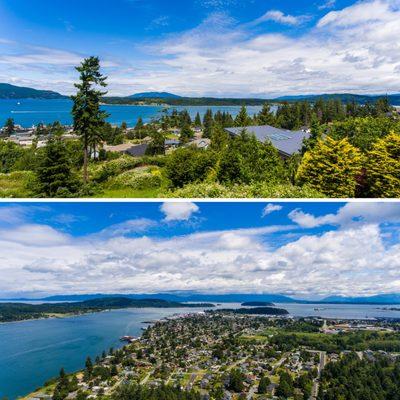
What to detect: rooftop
<box><xmin>225</xmin><ymin>125</ymin><xmax>310</xmax><ymax>156</ymax></box>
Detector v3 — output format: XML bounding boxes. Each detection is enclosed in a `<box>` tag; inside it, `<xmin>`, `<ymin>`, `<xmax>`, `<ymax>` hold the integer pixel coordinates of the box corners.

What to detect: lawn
<box><xmin>0</xmin><ymin>171</ymin><xmax>35</xmax><ymax>198</ymax></box>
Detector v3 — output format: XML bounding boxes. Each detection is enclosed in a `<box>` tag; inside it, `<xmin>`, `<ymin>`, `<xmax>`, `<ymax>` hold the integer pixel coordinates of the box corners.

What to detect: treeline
<box><xmin>157</xmin><ymin>97</ymin><xmax>393</xmax><ymax>134</ymax></box>
<box><xmin>101</xmin><ymin>94</ymin><xmax>397</xmax><ymax>108</ymax></box>
<box><xmin>269</xmin><ymin>330</ymin><xmax>400</xmax><ymax>353</ymax></box>
<box><xmin>318</xmin><ymin>353</ymin><xmax>400</xmax><ymax>400</ymax></box>
<box><xmin>219</xmin><ymin>307</ymin><xmax>289</xmax><ymax>315</ymax></box>
<box><xmin>0</xmin><ymin>297</ymin><xmax>214</xmax><ymax>323</ymax></box>
<box><xmin>111</xmin><ymin>383</ymin><xmax>201</xmax><ymax>400</ymax></box>
<box><xmin>102</xmin><ymin>96</ymin><xmax>269</xmax><ymax>106</ymax></box>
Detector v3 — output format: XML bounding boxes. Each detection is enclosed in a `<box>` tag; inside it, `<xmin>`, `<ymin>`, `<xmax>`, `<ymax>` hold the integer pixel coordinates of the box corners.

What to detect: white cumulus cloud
<box><xmin>262</xmin><ymin>204</ymin><xmax>283</xmax><ymax>217</ymax></box>
<box><xmin>161</xmin><ymin>202</ymin><xmax>200</xmax><ymax>221</ymax></box>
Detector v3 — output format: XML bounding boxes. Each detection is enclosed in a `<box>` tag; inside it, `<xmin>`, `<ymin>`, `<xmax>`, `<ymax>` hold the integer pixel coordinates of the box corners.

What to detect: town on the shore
<box><xmin>23</xmin><ymin>310</ymin><xmax>400</xmax><ymax>400</ymax></box>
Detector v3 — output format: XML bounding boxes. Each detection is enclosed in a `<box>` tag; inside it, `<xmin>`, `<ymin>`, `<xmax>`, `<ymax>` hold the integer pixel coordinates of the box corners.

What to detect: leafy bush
<box><xmin>365</xmin><ymin>131</ymin><xmax>400</xmax><ymax>197</ymax></box>
<box><xmin>165</xmin><ymin>147</ymin><xmax>216</xmax><ymax>188</ymax></box>
<box><xmin>113</xmin><ymin>169</ymin><xmax>163</xmax><ymax>190</ymax></box>
<box><xmin>0</xmin><ymin>170</ymin><xmax>35</xmax><ymax>197</ymax></box>
<box><xmin>217</xmin><ymin>130</ymin><xmax>286</xmax><ymax>185</ymax></box>
<box><xmin>327</xmin><ymin>116</ymin><xmax>400</xmax><ymax>151</ymax></box>
<box><xmin>92</xmin><ymin>155</ymin><xmax>166</xmax><ymax>183</ymax></box>
<box><xmin>296</xmin><ymin>137</ymin><xmax>363</xmax><ymax>197</ymax></box>
<box><xmin>165</xmin><ymin>182</ymin><xmax>324</xmax><ymax>198</ymax></box>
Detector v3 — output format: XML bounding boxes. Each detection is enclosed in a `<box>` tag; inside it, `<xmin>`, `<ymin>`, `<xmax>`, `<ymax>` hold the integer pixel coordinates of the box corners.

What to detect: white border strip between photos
<box><xmin>0</xmin><ymin>198</ymin><xmax>397</xmax><ymax>203</ymax></box>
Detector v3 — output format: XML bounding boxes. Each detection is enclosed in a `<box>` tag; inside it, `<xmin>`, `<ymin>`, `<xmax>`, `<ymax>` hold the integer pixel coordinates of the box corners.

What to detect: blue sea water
<box><xmin>0</xmin><ymin>303</ymin><xmax>399</xmax><ymax>399</ymax></box>
<box><xmin>0</xmin><ymin>99</ymin><xmax>262</xmax><ymax>128</ymax></box>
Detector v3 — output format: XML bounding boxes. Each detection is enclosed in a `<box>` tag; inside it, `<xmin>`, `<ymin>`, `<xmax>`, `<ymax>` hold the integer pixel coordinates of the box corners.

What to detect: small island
<box><xmin>0</xmin><ymin>297</ymin><xmax>215</xmax><ymax>323</ymax></box>
<box><xmin>219</xmin><ymin>306</ymin><xmax>289</xmax><ymax>316</ymax></box>
<box><xmin>241</xmin><ymin>301</ymin><xmax>275</xmax><ymax>307</ymax></box>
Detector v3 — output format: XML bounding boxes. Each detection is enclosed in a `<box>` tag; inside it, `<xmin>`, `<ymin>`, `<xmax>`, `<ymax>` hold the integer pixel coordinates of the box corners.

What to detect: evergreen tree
<box><xmin>146</xmin><ymin>129</ymin><xmax>165</xmax><ymax>155</ymax></box>
<box><xmin>302</xmin><ymin>114</ymin><xmax>322</xmax><ymax>153</ymax></box>
<box><xmin>36</xmin><ymin>137</ymin><xmax>78</xmax><ymax>197</ymax></box>
<box><xmin>203</xmin><ymin>109</ymin><xmax>214</xmax><ymax>138</ymax></box>
<box><xmin>296</xmin><ymin>136</ymin><xmax>363</xmax><ymax>197</ymax></box>
<box><xmin>258</xmin><ymin>375</ymin><xmax>271</xmax><ymax>394</ymax></box>
<box><xmin>366</xmin><ymin>131</ymin><xmax>400</xmax><ymax>197</ymax></box>
<box><xmin>194</xmin><ymin>112</ymin><xmax>202</xmax><ymax>127</ymax></box>
<box><xmin>210</xmin><ymin>123</ymin><xmax>229</xmax><ymax>152</ymax></box>
<box><xmin>234</xmin><ymin>105</ymin><xmax>251</xmax><ymax>127</ymax></box>
<box><xmin>135</xmin><ymin>117</ymin><xmax>144</xmax><ymax>130</ymax></box>
<box><xmin>257</xmin><ymin>103</ymin><xmax>275</xmax><ymax>126</ymax></box>
<box><xmin>276</xmin><ymin>372</ymin><xmax>294</xmax><ymax>398</ymax></box>
<box><xmin>85</xmin><ymin>356</ymin><xmax>93</xmax><ymax>376</ymax></box>
<box><xmin>180</xmin><ymin>124</ymin><xmax>194</xmax><ymax>144</ymax></box>
<box><xmin>4</xmin><ymin>118</ymin><xmax>15</xmax><ymax>136</ymax></box>
<box><xmin>71</xmin><ymin>56</ymin><xmax>108</xmax><ymax>184</ymax></box>
<box><xmin>228</xmin><ymin>369</ymin><xmax>245</xmax><ymax>392</ymax></box>
<box><xmin>218</xmin><ymin>130</ymin><xmax>285</xmax><ymax>185</ymax></box>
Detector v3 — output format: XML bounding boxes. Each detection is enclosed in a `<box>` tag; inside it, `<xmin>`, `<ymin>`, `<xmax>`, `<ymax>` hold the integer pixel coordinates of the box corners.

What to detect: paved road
<box><xmin>140</xmin><ymin>370</ymin><xmax>153</xmax><ymax>385</ymax></box>
<box><xmin>311</xmin><ymin>351</ymin><xmax>327</xmax><ymax>400</ymax></box>
<box><xmin>247</xmin><ymin>384</ymin><xmax>257</xmax><ymax>400</ymax></box>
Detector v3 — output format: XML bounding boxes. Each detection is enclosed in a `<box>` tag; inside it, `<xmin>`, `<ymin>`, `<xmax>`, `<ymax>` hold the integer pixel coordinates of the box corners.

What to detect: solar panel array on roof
<box><xmin>270</xmin><ymin>133</ymin><xmax>292</xmax><ymax>140</ymax></box>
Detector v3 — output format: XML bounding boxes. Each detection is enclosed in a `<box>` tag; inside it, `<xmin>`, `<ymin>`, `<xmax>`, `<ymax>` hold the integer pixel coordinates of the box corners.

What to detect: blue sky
<box><xmin>0</xmin><ymin>201</ymin><xmax>399</xmax><ymax>298</ymax></box>
<box><xmin>0</xmin><ymin>0</ymin><xmax>399</xmax><ymax>96</ymax></box>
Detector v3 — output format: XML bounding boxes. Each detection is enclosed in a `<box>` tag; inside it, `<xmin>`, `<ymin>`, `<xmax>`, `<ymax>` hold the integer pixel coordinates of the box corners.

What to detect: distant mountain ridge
<box><xmin>274</xmin><ymin>93</ymin><xmax>400</xmax><ymax>105</ymax></box>
<box><xmin>1</xmin><ymin>83</ymin><xmax>399</xmax><ymax>105</ymax></box>
<box><xmin>129</xmin><ymin>92</ymin><xmax>182</xmax><ymax>99</ymax></box>
<box><xmin>5</xmin><ymin>292</ymin><xmax>400</xmax><ymax>305</ymax></box>
<box><xmin>0</xmin><ymin>83</ymin><xmax>65</xmax><ymax>99</ymax></box>
<box><xmin>322</xmin><ymin>294</ymin><xmax>400</xmax><ymax>304</ymax></box>
<box><xmin>24</xmin><ymin>293</ymin><xmax>298</xmax><ymax>303</ymax></box>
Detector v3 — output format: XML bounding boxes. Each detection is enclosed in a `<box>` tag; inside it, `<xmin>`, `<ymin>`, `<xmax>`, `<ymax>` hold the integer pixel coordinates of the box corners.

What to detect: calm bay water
<box><xmin>0</xmin><ymin>99</ymin><xmax>262</xmax><ymax>128</ymax></box>
<box><xmin>0</xmin><ymin>303</ymin><xmax>399</xmax><ymax>399</ymax></box>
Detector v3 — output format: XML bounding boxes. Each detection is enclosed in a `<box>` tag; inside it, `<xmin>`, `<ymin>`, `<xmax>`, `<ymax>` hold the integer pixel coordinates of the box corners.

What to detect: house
<box><xmin>28</xmin><ymin>395</ymin><xmax>52</xmax><ymax>400</ymax></box>
<box><xmin>165</xmin><ymin>139</ymin><xmax>181</xmax><ymax>149</ymax></box>
<box><xmin>104</xmin><ymin>143</ymin><xmax>148</xmax><ymax>157</ymax></box>
<box><xmin>225</xmin><ymin>125</ymin><xmax>310</xmax><ymax>158</ymax></box>
<box><xmin>185</xmin><ymin>138</ymin><xmax>211</xmax><ymax>149</ymax></box>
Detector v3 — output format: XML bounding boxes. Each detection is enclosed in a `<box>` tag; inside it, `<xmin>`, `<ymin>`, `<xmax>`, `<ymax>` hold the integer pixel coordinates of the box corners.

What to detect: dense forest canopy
<box><xmin>0</xmin><ymin>297</ymin><xmax>215</xmax><ymax>322</ymax></box>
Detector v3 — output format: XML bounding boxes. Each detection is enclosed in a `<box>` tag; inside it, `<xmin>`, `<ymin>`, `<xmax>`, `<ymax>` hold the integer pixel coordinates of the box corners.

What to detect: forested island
<box><xmin>102</xmin><ymin>92</ymin><xmax>400</xmax><ymax>106</ymax></box>
<box><xmin>0</xmin><ymin>83</ymin><xmax>66</xmax><ymax>99</ymax></box>
<box><xmin>241</xmin><ymin>301</ymin><xmax>274</xmax><ymax>307</ymax></box>
<box><xmin>0</xmin><ymin>297</ymin><xmax>215</xmax><ymax>323</ymax></box>
<box><xmin>220</xmin><ymin>306</ymin><xmax>289</xmax><ymax>316</ymax></box>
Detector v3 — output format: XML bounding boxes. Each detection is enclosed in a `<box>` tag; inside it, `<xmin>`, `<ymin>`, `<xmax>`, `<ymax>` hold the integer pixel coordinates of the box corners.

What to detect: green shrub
<box><xmin>0</xmin><ymin>170</ymin><xmax>36</xmax><ymax>197</ymax></box>
<box><xmin>365</xmin><ymin>131</ymin><xmax>400</xmax><ymax>197</ymax></box>
<box><xmin>217</xmin><ymin>130</ymin><xmax>286</xmax><ymax>185</ymax></box>
<box><xmin>92</xmin><ymin>155</ymin><xmax>166</xmax><ymax>183</ymax></box>
<box><xmin>113</xmin><ymin>169</ymin><xmax>163</xmax><ymax>190</ymax></box>
<box><xmin>296</xmin><ymin>136</ymin><xmax>363</xmax><ymax>198</ymax></box>
<box><xmin>165</xmin><ymin>182</ymin><xmax>324</xmax><ymax>198</ymax></box>
<box><xmin>165</xmin><ymin>147</ymin><xmax>216</xmax><ymax>188</ymax></box>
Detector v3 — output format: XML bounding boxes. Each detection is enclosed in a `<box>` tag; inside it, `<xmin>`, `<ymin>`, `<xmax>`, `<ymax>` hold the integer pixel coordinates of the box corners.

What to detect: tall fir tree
<box><xmin>4</xmin><ymin>118</ymin><xmax>15</xmax><ymax>136</ymax></box>
<box><xmin>36</xmin><ymin>137</ymin><xmax>78</xmax><ymax>197</ymax></box>
<box><xmin>234</xmin><ymin>105</ymin><xmax>251</xmax><ymax>127</ymax></box>
<box><xmin>71</xmin><ymin>57</ymin><xmax>108</xmax><ymax>184</ymax></box>
<box><xmin>257</xmin><ymin>103</ymin><xmax>275</xmax><ymax>126</ymax></box>
<box><xmin>203</xmin><ymin>109</ymin><xmax>214</xmax><ymax>138</ymax></box>
<box><xmin>194</xmin><ymin>112</ymin><xmax>202</xmax><ymax>127</ymax></box>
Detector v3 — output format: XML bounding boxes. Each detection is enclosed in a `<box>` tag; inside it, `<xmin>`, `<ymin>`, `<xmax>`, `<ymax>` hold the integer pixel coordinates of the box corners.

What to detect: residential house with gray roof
<box><xmin>225</xmin><ymin>125</ymin><xmax>310</xmax><ymax>158</ymax></box>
